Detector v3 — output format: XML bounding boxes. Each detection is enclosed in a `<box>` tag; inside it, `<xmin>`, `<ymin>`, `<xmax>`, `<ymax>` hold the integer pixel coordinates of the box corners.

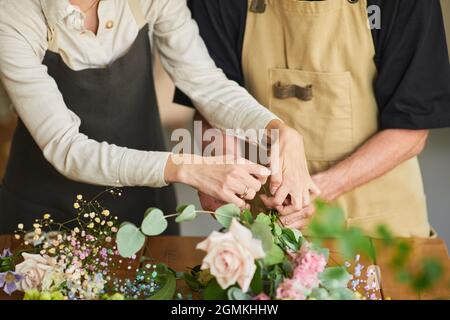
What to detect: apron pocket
<box><xmin>269</xmin><ymin>68</ymin><xmax>353</xmax><ymax>161</ymax></box>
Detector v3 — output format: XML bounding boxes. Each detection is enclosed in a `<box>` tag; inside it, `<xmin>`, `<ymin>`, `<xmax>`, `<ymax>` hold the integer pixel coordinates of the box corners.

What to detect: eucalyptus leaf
<box><xmin>116</xmin><ymin>222</ymin><xmax>145</xmax><ymax>258</ymax></box>
<box><xmin>339</xmin><ymin>227</ymin><xmax>375</xmax><ymax>262</ymax></box>
<box><xmin>307</xmin><ymin>201</ymin><xmax>346</xmax><ymax>238</ymax></box>
<box><xmin>148</xmin><ymin>272</ymin><xmax>176</xmax><ymax>300</ymax></box>
<box><xmin>203</xmin><ymin>279</ymin><xmax>228</xmax><ymax>300</ymax></box>
<box><xmin>328</xmin><ymin>287</ymin><xmax>356</xmax><ymax>300</ymax></box>
<box><xmin>241</xmin><ymin>209</ymin><xmax>254</xmax><ymax>225</ymax></box>
<box><xmin>251</xmin><ymin>221</ymin><xmax>273</xmax><ymax>252</ymax></box>
<box><xmin>227</xmin><ymin>287</ymin><xmax>250</xmax><ymax>300</ymax></box>
<box><xmin>141</xmin><ymin>208</ymin><xmax>168</xmax><ymax>236</ymax></box>
<box><xmin>319</xmin><ymin>267</ymin><xmax>352</xmax><ymax>290</ymax></box>
<box><xmin>309</xmin><ymin>288</ymin><xmax>329</xmax><ymax>300</ymax></box>
<box><xmin>263</xmin><ymin>244</ymin><xmax>284</xmax><ymax>266</ymax></box>
<box><xmin>175</xmin><ymin>204</ymin><xmax>197</xmax><ymax>223</ymax></box>
<box><xmin>255</xmin><ymin>213</ymin><xmax>271</xmax><ymax>226</ymax></box>
<box><xmin>215</xmin><ymin>204</ymin><xmax>240</xmax><ymax>228</ymax></box>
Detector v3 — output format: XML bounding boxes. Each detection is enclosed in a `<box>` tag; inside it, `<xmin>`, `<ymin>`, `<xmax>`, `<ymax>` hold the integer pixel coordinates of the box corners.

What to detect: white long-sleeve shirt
<box><xmin>0</xmin><ymin>0</ymin><xmax>278</xmax><ymax>188</ymax></box>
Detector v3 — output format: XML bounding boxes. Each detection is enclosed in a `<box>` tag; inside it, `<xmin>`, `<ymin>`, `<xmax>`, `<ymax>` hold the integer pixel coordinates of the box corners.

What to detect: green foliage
<box><xmin>339</xmin><ymin>227</ymin><xmax>375</xmax><ymax>261</ymax></box>
<box><xmin>116</xmin><ymin>222</ymin><xmax>145</xmax><ymax>258</ymax></box>
<box><xmin>250</xmin><ymin>262</ymin><xmax>263</xmax><ymax>294</ymax></box>
<box><xmin>175</xmin><ymin>204</ymin><xmax>197</xmax><ymax>223</ymax></box>
<box><xmin>142</xmin><ymin>208</ymin><xmax>168</xmax><ymax>236</ymax></box>
<box><xmin>148</xmin><ymin>271</ymin><xmax>177</xmax><ymax>300</ymax></box>
<box><xmin>307</xmin><ymin>201</ymin><xmax>346</xmax><ymax>238</ymax></box>
<box><xmin>376</xmin><ymin>225</ymin><xmax>394</xmax><ymax>246</ymax></box>
<box><xmin>227</xmin><ymin>287</ymin><xmax>250</xmax><ymax>300</ymax></box>
<box><xmin>241</xmin><ymin>209</ymin><xmax>254</xmax><ymax>225</ymax></box>
<box><xmin>263</xmin><ymin>244</ymin><xmax>284</xmax><ymax>266</ymax></box>
<box><xmin>255</xmin><ymin>213</ymin><xmax>272</xmax><ymax>226</ymax></box>
<box><xmin>412</xmin><ymin>259</ymin><xmax>444</xmax><ymax>292</ymax></box>
<box><xmin>328</xmin><ymin>287</ymin><xmax>356</xmax><ymax>300</ymax></box>
<box><xmin>215</xmin><ymin>204</ymin><xmax>241</xmax><ymax>228</ymax></box>
<box><xmin>319</xmin><ymin>267</ymin><xmax>352</xmax><ymax>290</ymax></box>
<box><xmin>251</xmin><ymin>221</ymin><xmax>273</xmax><ymax>252</ymax></box>
<box><xmin>204</xmin><ymin>279</ymin><xmax>228</xmax><ymax>300</ymax></box>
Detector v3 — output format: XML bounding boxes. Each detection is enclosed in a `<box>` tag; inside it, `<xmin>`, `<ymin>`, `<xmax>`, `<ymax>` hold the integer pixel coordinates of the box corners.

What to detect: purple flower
<box><xmin>0</xmin><ymin>271</ymin><xmax>23</xmax><ymax>295</ymax></box>
<box><xmin>0</xmin><ymin>249</ymin><xmax>12</xmax><ymax>259</ymax></box>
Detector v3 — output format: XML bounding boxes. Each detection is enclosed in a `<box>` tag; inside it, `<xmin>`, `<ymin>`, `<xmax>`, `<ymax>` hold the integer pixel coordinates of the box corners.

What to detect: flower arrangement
<box><xmin>0</xmin><ymin>190</ymin><xmax>444</xmax><ymax>300</ymax></box>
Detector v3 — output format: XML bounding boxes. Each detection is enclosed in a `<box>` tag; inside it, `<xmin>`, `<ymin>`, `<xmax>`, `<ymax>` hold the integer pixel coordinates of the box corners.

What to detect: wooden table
<box><xmin>1</xmin><ymin>235</ymin><xmax>449</xmax><ymax>300</ymax></box>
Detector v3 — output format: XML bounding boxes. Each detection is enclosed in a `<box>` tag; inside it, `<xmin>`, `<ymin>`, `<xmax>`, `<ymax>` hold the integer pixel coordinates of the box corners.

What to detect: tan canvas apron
<box><xmin>242</xmin><ymin>0</ymin><xmax>432</xmax><ymax>238</ymax></box>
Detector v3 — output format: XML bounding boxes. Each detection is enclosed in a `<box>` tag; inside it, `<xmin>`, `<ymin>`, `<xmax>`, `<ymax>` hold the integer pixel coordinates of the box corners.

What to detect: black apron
<box><xmin>0</xmin><ymin>25</ymin><xmax>178</xmax><ymax>235</ymax></box>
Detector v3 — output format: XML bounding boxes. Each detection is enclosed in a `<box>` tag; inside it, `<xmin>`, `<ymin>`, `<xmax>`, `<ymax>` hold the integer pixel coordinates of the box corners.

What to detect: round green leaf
<box><xmin>203</xmin><ymin>279</ymin><xmax>228</xmax><ymax>300</ymax></box>
<box><xmin>227</xmin><ymin>287</ymin><xmax>250</xmax><ymax>300</ymax></box>
<box><xmin>263</xmin><ymin>244</ymin><xmax>284</xmax><ymax>266</ymax></box>
<box><xmin>148</xmin><ymin>272</ymin><xmax>176</xmax><ymax>300</ymax></box>
<box><xmin>175</xmin><ymin>204</ymin><xmax>197</xmax><ymax>223</ymax></box>
<box><xmin>251</xmin><ymin>221</ymin><xmax>273</xmax><ymax>252</ymax></box>
<box><xmin>215</xmin><ymin>204</ymin><xmax>240</xmax><ymax>228</ymax></box>
<box><xmin>319</xmin><ymin>267</ymin><xmax>352</xmax><ymax>290</ymax></box>
<box><xmin>116</xmin><ymin>222</ymin><xmax>146</xmax><ymax>258</ymax></box>
<box><xmin>141</xmin><ymin>208</ymin><xmax>168</xmax><ymax>236</ymax></box>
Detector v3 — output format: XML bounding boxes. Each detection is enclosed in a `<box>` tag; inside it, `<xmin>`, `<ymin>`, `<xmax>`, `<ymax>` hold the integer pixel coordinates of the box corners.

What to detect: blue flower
<box><xmin>0</xmin><ymin>271</ymin><xmax>23</xmax><ymax>295</ymax></box>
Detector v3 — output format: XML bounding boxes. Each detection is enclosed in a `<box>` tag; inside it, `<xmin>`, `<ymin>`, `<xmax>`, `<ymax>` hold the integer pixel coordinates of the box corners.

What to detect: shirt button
<box><xmin>105</xmin><ymin>20</ymin><xmax>114</xmax><ymax>29</ymax></box>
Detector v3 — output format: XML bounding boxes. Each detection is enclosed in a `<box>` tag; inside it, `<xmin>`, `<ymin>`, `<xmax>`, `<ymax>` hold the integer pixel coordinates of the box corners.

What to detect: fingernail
<box><xmin>270</xmin><ymin>187</ymin><xmax>277</xmax><ymax>195</ymax></box>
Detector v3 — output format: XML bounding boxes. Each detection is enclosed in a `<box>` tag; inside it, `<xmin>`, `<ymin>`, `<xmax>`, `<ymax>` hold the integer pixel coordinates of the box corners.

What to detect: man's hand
<box><xmin>260</xmin><ymin>120</ymin><xmax>320</xmax><ymax>211</ymax></box>
<box><xmin>269</xmin><ymin>129</ymin><xmax>429</xmax><ymax>230</ymax></box>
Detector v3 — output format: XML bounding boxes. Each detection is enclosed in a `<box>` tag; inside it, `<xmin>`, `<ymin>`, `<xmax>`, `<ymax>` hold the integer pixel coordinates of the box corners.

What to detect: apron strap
<box><xmin>128</xmin><ymin>0</ymin><xmax>147</xmax><ymax>29</ymax></box>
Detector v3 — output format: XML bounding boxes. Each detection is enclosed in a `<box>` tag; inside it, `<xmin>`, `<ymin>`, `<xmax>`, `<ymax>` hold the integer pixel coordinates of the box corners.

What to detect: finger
<box><xmin>310</xmin><ymin>182</ymin><xmax>321</xmax><ymax>197</ymax></box>
<box><xmin>242</xmin><ymin>188</ymin><xmax>257</xmax><ymax>201</ymax></box>
<box><xmin>273</xmin><ymin>185</ymin><xmax>290</xmax><ymax>207</ymax></box>
<box><xmin>304</xmin><ymin>204</ymin><xmax>316</xmax><ymax>218</ymax></box>
<box><xmin>223</xmin><ymin>192</ymin><xmax>246</xmax><ymax>209</ymax></box>
<box><xmin>286</xmin><ymin>218</ymin><xmax>311</xmax><ymax>230</ymax></box>
<box><xmin>260</xmin><ymin>194</ymin><xmax>277</xmax><ymax>209</ymax></box>
<box><xmin>242</xmin><ymin>174</ymin><xmax>263</xmax><ymax>193</ymax></box>
<box><xmin>289</xmin><ymin>192</ymin><xmax>303</xmax><ymax>211</ymax></box>
<box><xmin>253</xmin><ymin>174</ymin><xmax>269</xmax><ymax>185</ymax></box>
<box><xmin>276</xmin><ymin>205</ymin><xmax>300</xmax><ymax>216</ymax></box>
<box><xmin>279</xmin><ymin>211</ymin><xmax>305</xmax><ymax>226</ymax></box>
<box><xmin>269</xmin><ymin>158</ymin><xmax>282</xmax><ymax>196</ymax></box>
<box><xmin>243</xmin><ymin>160</ymin><xmax>271</xmax><ymax>177</ymax></box>
<box><xmin>302</xmin><ymin>190</ymin><xmax>311</xmax><ymax>207</ymax></box>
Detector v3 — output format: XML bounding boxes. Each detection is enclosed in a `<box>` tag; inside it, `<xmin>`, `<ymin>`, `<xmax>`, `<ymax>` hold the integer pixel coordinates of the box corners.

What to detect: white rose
<box><xmin>196</xmin><ymin>219</ymin><xmax>265</xmax><ymax>292</ymax></box>
<box><xmin>15</xmin><ymin>253</ymin><xmax>55</xmax><ymax>291</ymax></box>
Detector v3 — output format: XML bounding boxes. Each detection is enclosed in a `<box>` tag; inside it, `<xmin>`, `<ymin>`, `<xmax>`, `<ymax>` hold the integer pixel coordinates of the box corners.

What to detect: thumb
<box><xmin>269</xmin><ymin>171</ymin><xmax>283</xmax><ymax>196</ymax></box>
<box><xmin>269</xmin><ymin>155</ymin><xmax>282</xmax><ymax>196</ymax></box>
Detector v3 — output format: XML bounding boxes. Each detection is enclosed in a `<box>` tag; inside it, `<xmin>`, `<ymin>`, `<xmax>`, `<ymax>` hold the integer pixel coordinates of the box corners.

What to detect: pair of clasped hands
<box><xmin>166</xmin><ymin>120</ymin><xmax>320</xmax><ymax>230</ymax></box>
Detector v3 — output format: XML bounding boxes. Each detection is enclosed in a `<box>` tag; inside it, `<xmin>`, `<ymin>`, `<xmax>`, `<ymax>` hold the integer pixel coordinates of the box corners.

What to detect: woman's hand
<box><xmin>165</xmin><ymin>154</ymin><xmax>271</xmax><ymax>209</ymax></box>
<box><xmin>260</xmin><ymin>120</ymin><xmax>320</xmax><ymax>212</ymax></box>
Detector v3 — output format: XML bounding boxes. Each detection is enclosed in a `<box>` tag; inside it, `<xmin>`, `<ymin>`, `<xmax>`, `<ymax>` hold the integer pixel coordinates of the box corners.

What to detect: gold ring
<box><xmin>240</xmin><ymin>186</ymin><xmax>250</xmax><ymax>199</ymax></box>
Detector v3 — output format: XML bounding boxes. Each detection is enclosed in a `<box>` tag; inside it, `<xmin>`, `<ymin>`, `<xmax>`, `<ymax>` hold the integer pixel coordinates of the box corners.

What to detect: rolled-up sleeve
<box><xmin>374</xmin><ymin>0</ymin><xmax>450</xmax><ymax>130</ymax></box>
<box><xmin>152</xmin><ymin>0</ymin><xmax>279</xmax><ymax>139</ymax></box>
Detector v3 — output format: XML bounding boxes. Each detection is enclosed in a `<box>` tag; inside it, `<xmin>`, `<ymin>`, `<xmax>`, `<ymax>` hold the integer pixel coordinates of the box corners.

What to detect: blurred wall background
<box><xmin>0</xmin><ymin>1</ymin><xmax>449</xmax><ymax>243</ymax></box>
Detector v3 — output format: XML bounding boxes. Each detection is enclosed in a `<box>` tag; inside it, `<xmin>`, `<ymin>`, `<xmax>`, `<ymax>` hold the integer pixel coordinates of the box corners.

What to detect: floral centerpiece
<box><xmin>0</xmin><ymin>190</ymin><xmax>444</xmax><ymax>300</ymax></box>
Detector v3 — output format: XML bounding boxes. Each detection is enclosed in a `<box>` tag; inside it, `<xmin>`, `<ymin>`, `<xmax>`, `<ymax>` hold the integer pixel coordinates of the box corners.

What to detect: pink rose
<box><xmin>15</xmin><ymin>253</ymin><xmax>55</xmax><ymax>291</ymax></box>
<box><xmin>196</xmin><ymin>219</ymin><xmax>265</xmax><ymax>292</ymax></box>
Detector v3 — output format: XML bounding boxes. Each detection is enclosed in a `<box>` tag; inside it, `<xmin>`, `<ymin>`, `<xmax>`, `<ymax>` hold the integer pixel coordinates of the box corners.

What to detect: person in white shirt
<box><xmin>0</xmin><ymin>0</ymin><xmax>318</xmax><ymax>233</ymax></box>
